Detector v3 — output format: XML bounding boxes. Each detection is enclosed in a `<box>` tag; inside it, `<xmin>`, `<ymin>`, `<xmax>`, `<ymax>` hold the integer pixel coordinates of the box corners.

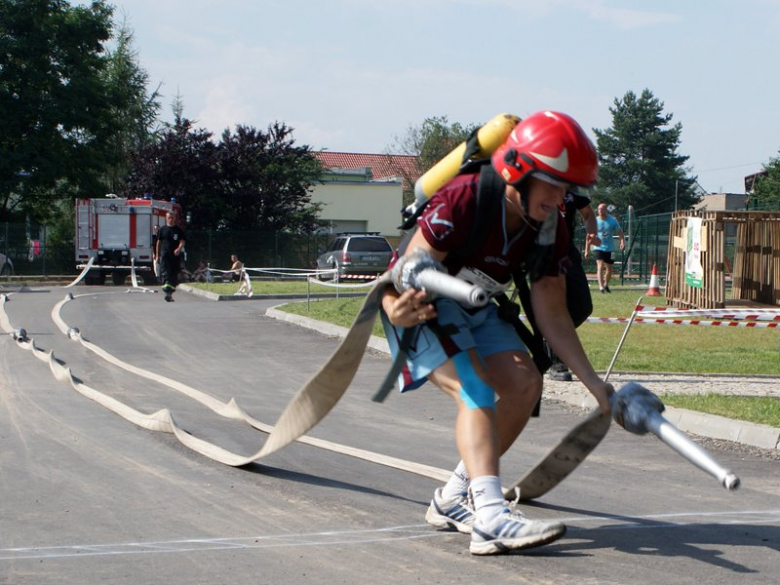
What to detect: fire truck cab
<box><xmin>75</xmin><ymin>196</ymin><xmax>183</xmax><ymax>285</ymax></box>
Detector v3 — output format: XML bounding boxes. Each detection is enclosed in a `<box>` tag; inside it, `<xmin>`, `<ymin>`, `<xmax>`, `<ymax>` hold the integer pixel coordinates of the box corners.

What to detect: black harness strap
<box><xmin>372</xmin><ymin>327</ymin><xmax>415</xmax><ymax>403</ymax></box>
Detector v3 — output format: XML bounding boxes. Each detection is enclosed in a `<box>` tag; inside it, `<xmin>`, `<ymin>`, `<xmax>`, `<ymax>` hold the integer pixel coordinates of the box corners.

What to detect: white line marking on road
<box><xmin>2</xmin><ymin>511</ymin><xmax>779</xmax><ymax>561</ymax></box>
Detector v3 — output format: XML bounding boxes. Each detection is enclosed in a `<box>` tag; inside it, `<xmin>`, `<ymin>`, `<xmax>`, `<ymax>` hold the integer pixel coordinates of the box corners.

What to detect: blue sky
<box><xmin>105</xmin><ymin>0</ymin><xmax>780</xmax><ymax>194</ymax></box>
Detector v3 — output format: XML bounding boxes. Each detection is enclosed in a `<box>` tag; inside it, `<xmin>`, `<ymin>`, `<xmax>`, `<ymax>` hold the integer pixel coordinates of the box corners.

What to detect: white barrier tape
<box><xmin>245</xmin><ymin>267</ymin><xmax>331</xmax><ymax>277</ymax></box>
<box><xmin>211</xmin><ymin>267</ymin><xmax>334</xmax><ymax>279</ymax></box>
<box><xmin>2</xmin><ymin>285</ymin><xmax>451</xmax><ymax>479</ymax></box>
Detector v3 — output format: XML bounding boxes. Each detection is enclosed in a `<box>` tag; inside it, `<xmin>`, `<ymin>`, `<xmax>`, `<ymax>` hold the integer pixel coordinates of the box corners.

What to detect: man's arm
<box><xmin>616</xmin><ymin>226</ymin><xmax>625</xmax><ymax>251</ymax></box>
<box><xmin>174</xmin><ymin>234</ymin><xmax>185</xmax><ymax>256</ymax></box>
<box><xmin>530</xmin><ymin>274</ymin><xmax>612</xmax><ymax>412</ymax></box>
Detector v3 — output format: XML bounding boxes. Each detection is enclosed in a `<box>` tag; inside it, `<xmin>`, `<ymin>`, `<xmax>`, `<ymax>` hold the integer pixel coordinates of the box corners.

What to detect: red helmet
<box><xmin>491</xmin><ymin>111</ymin><xmax>598</xmax><ymax>188</ymax></box>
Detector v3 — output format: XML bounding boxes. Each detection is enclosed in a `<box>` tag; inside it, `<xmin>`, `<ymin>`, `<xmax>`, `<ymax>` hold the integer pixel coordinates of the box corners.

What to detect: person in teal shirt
<box><xmin>588</xmin><ymin>203</ymin><xmax>625</xmax><ymax>293</ymax></box>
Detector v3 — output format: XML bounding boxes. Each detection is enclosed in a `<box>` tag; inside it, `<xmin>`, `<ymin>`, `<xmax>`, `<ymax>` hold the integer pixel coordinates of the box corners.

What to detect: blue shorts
<box><xmin>380</xmin><ymin>297</ymin><xmax>527</xmax><ymax>392</ymax></box>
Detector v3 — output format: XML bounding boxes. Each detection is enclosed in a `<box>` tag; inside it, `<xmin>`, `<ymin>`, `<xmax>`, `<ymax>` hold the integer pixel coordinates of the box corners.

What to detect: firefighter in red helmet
<box><xmin>381</xmin><ymin>111</ymin><xmax>613</xmax><ymax>555</ymax></box>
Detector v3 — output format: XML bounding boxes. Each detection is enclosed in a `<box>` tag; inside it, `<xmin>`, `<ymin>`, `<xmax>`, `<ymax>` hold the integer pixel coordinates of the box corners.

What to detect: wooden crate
<box><xmin>666</xmin><ymin>210</ymin><xmax>780</xmax><ymax>309</ymax></box>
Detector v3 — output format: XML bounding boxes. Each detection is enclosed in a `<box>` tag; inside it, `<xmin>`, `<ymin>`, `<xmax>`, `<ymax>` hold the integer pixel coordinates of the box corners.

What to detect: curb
<box><xmin>264</xmin><ymin>305</ymin><xmax>780</xmax><ymax>453</ymax></box>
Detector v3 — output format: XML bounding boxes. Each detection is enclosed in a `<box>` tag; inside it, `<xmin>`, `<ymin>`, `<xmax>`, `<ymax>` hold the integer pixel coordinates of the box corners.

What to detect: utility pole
<box><xmin>674</xmin><ymin>180</ymin><xmax>679</xmax><ymax>212</ymax></box>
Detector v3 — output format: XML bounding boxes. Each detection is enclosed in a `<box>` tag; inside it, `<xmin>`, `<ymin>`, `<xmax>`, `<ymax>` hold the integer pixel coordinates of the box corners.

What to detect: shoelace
<box><xmin>502</xmin><ymin>487</ymin><xmax>527</xmax><ymax>519</ymax></box>
<box><xmin>458</xmin><ymin>491</ymin><xmax>476</xmax><ymax>514</ymax></box>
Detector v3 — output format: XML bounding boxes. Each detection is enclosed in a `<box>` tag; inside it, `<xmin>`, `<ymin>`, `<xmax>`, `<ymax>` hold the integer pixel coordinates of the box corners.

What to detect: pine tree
<box><xmin>593</xmin><ymin>89</ymin><xmax>699</xmax><ymax>214</ymax></box>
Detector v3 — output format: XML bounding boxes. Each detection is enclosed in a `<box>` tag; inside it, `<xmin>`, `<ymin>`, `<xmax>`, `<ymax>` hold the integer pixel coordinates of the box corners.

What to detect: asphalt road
<box><xmin>1</xmin><ymin>284</ymin><xmax>778</xmax><ymax>585</ymax></box>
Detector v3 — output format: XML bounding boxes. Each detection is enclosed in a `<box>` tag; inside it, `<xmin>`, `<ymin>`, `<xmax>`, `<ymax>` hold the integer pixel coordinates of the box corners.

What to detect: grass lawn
<box><xmin>189</xmin><ymin>279</ymin><xmax>370</xmax><ymax>296</ymax></box>
<box><xmin>193</xmin><ymin>280</ymin><xmax>780</xmax><ymax>427</ymax></box>
<box><xmin>276</xmin><ymin>285</ymin><xmax>779</xmax><ymax>377</ymax></box>
<box><xmin>661</xmin><ymin>394</ymin><xmax>780</xmax><ymax>428</ymax></box>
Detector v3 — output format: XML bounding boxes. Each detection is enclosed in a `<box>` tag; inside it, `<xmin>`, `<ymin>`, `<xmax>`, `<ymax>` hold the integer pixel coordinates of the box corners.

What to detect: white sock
<box><xmin>441</xmin><ymin>461</ymin><xmax>470</xmax><ymax>501</ymax></box>
<box><xmin>469</xmin><ymin>475</ymin><xmax>505</xmax><ymax>523</ymax></box>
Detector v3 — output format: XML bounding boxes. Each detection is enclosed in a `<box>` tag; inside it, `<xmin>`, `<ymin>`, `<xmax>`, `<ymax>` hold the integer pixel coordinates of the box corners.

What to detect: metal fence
<box><xmin>0</xmin><ymin>223</ymin><xmax>73</xmax><ymax>276</ymax></box>
<box><xmin>0</xmin><ymin>223</ymin><xmax>333</xmax><ymax>277</ymax></box>
<box><xmin>574</xmin><ymin>212</ymin><xmax>673</xmax><ymax>283</ymax></box>
<box><xmin>4</xmin><ymin>205</ymin><xmax>772</xmax><ymax>279</ymax></box>
<box><xmin>183</xmin><ymin>230</ymin><xmax>331</xmax><ymax>274</ymax></box>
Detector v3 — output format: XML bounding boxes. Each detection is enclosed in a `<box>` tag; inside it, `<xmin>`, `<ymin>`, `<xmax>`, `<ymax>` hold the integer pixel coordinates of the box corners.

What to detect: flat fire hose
<box><xmin>2</xmin><ymin>276</ymin><xmax>455</xmax><ymax>481</ymax></box>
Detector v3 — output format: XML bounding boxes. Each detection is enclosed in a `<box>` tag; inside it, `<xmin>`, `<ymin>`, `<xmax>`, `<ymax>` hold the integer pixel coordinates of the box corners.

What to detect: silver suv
<box><xmin>316</xmin><ymin>233</ymin><xmax>393</xmax><ymax>279</ymax></box>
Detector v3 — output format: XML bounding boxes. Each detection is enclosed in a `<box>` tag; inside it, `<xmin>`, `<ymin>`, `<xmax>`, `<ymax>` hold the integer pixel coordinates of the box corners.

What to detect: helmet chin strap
<box><xmin>511</xmin><ymin>177</ymin><xmax>559</xmax><ymax>243</ymax></box>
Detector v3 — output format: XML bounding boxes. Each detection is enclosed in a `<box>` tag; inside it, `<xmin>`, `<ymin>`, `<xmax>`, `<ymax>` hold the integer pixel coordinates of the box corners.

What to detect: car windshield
<box><xmin>348</xmin><ymin>238</ymin><xmax>391</xmax><ymax>252</ymax></box>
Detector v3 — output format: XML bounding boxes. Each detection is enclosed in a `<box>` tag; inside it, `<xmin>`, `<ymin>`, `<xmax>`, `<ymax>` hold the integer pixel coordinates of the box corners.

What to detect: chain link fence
<box><xmin>574</xmin><ymin>211</ymin><xmax>673</xmax><ymax>283</ymax></box>
<box><xmin>0</xmin><ymin>222</ymin><xmax>334</xmax><ymax>277</ymax></box>
<box><xmin>5</xmin><ymin>204</ymin><xmax>773</xmax><ymax>280</ymax></box>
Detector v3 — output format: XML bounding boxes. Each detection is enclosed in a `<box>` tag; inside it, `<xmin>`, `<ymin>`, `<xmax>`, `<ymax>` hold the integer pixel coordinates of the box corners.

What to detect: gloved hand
<box><xmin>609</xmin><ymin>382</ymin><xmax>665</xmax><ymax>435</ymax></box>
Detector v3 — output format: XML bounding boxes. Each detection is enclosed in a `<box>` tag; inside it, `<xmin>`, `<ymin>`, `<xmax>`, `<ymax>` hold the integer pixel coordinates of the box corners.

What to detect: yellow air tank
<box><xmin>413</xmin><ymin>113</ymin><xmax>521</xmax><ymax>206</ymax></box>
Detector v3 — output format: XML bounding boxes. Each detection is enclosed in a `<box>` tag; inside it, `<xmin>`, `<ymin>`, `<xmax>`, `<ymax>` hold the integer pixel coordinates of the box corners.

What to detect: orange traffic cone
<box><xmin>646</xmin><ymin>263</ymin><xmax>661</xmax><ymax>296</ymax></box>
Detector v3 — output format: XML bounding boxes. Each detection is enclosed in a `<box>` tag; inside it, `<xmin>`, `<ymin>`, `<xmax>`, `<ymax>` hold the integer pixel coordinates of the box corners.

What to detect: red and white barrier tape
<box><xmin>338</xmin><ymin>274</ymin><xmax>381</xmax><ymax>280</ymax></box>
<box><xmin>635</xmin><ymin>305</ymin><xmax>780</xmax><ymax>322</ymax></box>
<box><xmin>585</xmin><ymin>316</ymin><xmax>779</xmax><ymax>328</ymax></box>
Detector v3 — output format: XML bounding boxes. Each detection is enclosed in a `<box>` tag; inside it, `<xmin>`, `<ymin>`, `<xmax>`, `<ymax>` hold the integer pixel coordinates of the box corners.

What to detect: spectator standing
<box><xmin>591</xmin><ymin>203</ymin><xmax>625</xmax><ymax>293</ymax></box>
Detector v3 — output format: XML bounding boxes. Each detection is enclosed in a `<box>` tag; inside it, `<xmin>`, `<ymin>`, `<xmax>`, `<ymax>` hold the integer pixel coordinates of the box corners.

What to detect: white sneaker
<box><xmin>425</xmin><ymin>488</ymin><xmax>475</xmax><ymax>534</ymax></box>
<box><xmin>469</xmin><ymin>495</ymin><xmax>566</xmax><ymax>555</ymax></box>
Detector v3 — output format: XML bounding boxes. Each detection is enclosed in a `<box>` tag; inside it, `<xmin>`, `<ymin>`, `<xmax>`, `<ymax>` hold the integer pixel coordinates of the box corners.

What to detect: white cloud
<box><xmin>565</xmin><ymin>0</ymin><xmax>681</xmax><ymax>29</ymax></box>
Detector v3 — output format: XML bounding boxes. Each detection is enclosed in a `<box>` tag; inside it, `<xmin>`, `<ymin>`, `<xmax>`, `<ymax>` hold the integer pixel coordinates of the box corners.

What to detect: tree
<box><xmin>593</xmin><ymin>89</ymin><xmax>700</xmax><ymax>215</ymax></box>
<box><xmin>101</xmin><ymin>19</ymin><xmax>162</xmax><ymax>194</ymax></box>
<box><xmin>217</xmin><ymin>122</ymin><xmax>323</xmax><ymax>233</ymax></box>
<box><xmin>0</xmin><ymin>0</ymin><xmax>129</xmax><ymax>222</ymax></box>
<box><xmin>123</xmin><ymin>111</ymin><xmax>221</xmax><ymax>227</ymax></box>
<box><xmin>125</xmin><ymin>113</ymin><xmax>323</xmax><ymax>234</ymax></box>
<box><xmin>389</xmin><ymin>115</ymin><xmax>478</xmax><ymax>205</ymax></box>
<box><xmin>751</xmin><ymin>154</ymin><xmax>780</xmax><ymax>209</ymax></box>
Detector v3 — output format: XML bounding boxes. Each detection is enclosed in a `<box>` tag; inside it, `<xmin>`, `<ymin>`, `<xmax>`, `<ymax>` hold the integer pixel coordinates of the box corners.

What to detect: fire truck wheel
<box><xmin>84</xmin><ymin>273</ymin><xmax>106</xmax><ymax>286</ymax></box>
<box><xmin>112</xmin><ymin>272</ymin><xmax>128</xmax><ymax>286</ymax></box>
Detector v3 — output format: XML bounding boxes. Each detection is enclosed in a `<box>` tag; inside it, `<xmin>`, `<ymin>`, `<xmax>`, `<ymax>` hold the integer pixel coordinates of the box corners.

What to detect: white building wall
<box><xmin>310</xmin><ymin>181</ymin><xmax>403</xmax><ymax>237</ymax></box>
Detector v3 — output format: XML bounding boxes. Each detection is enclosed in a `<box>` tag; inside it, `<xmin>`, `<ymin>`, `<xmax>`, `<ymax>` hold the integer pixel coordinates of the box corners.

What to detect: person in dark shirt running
<box><xmin>155</xmin><ymin>211</ymin><xmax>186</xmax><ymax>302</ymax></box>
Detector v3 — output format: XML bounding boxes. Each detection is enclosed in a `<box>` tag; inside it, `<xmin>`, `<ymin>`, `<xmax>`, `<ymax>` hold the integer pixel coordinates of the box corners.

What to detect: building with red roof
<box><xmin>311</xmin><ymin>152</ymin><xmax>421</xmax><ymax>236</ymax></box>
<box><xmin>314</xmin><ymin>152</ymin><xmax>420</xmax><ymax>190</ymax></box>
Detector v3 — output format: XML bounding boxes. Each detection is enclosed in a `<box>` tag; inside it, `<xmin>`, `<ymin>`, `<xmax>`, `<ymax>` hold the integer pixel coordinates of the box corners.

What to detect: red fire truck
<box><xmin>75</xmin><ymin>196</ymin><xmax>183</xmax><ymax>285</ymax></box>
